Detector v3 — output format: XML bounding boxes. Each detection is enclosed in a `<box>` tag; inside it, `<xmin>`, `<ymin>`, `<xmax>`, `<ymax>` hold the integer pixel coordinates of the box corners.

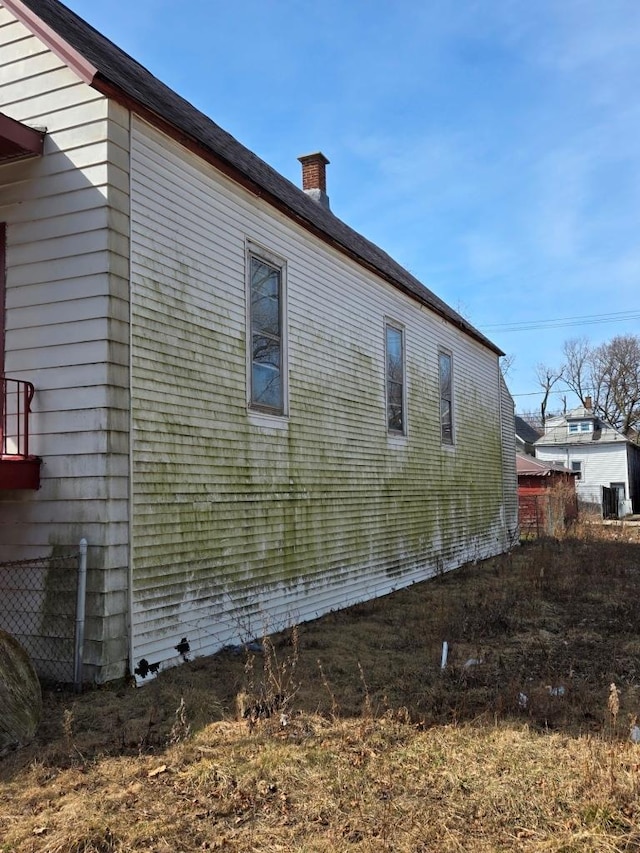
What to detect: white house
<box><xmin>0</xmin><ymin>0</ymin><xmax>517</xmax><ymax>684</ymax></box>
<box><xmin>535</xmin><ymin>401</ymin><xmax>640</xmax><ymax>518</ymax></box>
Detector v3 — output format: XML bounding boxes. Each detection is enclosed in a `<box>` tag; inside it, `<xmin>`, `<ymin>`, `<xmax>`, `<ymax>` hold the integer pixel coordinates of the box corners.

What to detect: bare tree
<box><xmin>535</xmin><ymin>363</ymin><xmax>563</xmax><ymax>426</ymax></box>
<box><xmin>561</xmin><ymin>334</ymin><xmax>640</xmax><ymax>438</ymax></box>
<box><xmin>500</xmin><ymin>353</ymin><xmax>516</xmax><ymax>379</ymax></box>
<box><xmin>562</xmin><ymin>338</ymin><xmax>591</xmax><ymax>404</ymax></box>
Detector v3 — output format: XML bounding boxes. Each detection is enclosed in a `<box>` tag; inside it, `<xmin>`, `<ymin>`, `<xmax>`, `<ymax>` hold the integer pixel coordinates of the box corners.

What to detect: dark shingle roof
<box><xmin>514</xmin><ymin>416</ymin><xmax>541</xmax><ymax>446</ymax></box>
<box><xmin>17</xmin><ymin>0</ymin><xmax>503</xmax><ymax>356</ymax></box>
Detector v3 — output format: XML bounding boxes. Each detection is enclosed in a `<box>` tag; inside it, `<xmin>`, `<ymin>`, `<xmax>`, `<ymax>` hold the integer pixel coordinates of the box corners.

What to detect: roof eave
<box><xmin>0</xmin><ymin>112</ymin><xmax>45</xmax><ymax>163</ymax></box>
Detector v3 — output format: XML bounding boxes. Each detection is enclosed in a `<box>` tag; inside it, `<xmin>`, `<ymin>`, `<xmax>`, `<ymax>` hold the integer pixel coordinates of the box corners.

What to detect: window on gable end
<box><xmin>385</xmin><ymin>322</ymin><xmax>405</xmax><ymax>434</ymax></box>
<box><xmin>248</xmin><ymin>248</ymin><xmax>287</xmax><ymax>415</ymax></box>
<box><xmin>439</xmin><ymin>350</ymin><xmax>454</xmax><ymax>445</ymax></box>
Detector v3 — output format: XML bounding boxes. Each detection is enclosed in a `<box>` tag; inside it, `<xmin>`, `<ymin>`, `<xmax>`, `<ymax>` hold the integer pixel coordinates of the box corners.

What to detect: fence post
<box><xmin>74</xmin><ymin>538</ymin><xmax>88</xmax><ymax>693</ymax></box>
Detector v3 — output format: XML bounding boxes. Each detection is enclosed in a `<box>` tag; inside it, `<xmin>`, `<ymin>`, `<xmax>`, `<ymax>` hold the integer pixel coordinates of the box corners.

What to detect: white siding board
<box><xmin>9</xmin><ymin>206</ymin><xmax>109</xmax><ymax>244</ymax></box>
<box><xmin>4</xmin><ymin>339</ymin><xmax>124</xmax><ymax>371</ymax></box>
<box><xmin>128</xmin><ymin>117</ymin><xmax>511</xmax><ymax>678</ymax></box>
<box><xmin>0</xmin><ymin>47</ymin><xmax>65</xmax><ymax>83</ymax></box>
<box><xmin>7</xmin><ymin>278</ymin><xmax>114</xmax><ymax>310</ymax></box>
<box><xmin>9</xmin><ymin>228</ymin><xmax>108</xmax><ymax>266</ymax></box>
<box><xmin>0</xmin><ymin>185</ymin><xmax>109</xmax><ymax>224</ymax></box>
<box><xmin>1</xmin><ymin>35</ymin><xmax>48</xmax><ymax>64</ymax></box>
<box><xmin>0</xmin><ymin>162</ymin><xmax>109</xmax><ymax>204</ymax></box>
<box><xmin>6</xmin><ymin>294</ymin><xmax>112</xmax><ymax>327</ymax></box>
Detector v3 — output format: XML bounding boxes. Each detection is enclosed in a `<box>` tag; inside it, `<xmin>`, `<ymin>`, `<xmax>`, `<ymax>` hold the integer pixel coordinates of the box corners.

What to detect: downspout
<box><xmin>497</xmin><ymin>361</ymin><xmax>506</xmax><ymax>545</ymax></box>
<box><xmin>126</xmin><ymin>107</ymin><xmax>135</xmax><ymax>679</ymax></box>
<box><xmin>73</xmin><ymin>537</ymin><xmax>88</xmax><ymax>692</ymax></box>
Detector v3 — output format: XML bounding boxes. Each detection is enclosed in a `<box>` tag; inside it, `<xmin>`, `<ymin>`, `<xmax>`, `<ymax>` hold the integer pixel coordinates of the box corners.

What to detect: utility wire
<box><xmin>483</xmin><ymin>309</ymin><xmax>640</xmax><ymax>333</ymax></box>
<box><xmin>511</xmin><ymin>388</ymin><xmax>572</xmax><ymax>398</ymax></box>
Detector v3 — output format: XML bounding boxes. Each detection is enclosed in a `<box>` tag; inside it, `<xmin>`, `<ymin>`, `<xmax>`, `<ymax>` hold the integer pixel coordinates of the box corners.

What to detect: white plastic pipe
<box><xmin>74</xmin><ymin>538</ymin><xmax>88</xmax><ymax>693</ymax></box>
<box><xmin>441</xmin><ymin>640</ymin><xmax>449</xmax><ymax>670</ymax></box>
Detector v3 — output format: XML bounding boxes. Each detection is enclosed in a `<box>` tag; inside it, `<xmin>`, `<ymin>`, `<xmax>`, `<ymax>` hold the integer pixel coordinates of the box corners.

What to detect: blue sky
<box><xmin>65</xmin><ymin>0</ymin><xmax>640</xmax><ymax>415</ymax></box>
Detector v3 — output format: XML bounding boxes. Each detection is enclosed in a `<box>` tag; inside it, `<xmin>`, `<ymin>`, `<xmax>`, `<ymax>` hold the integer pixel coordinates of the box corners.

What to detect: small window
<box><xmin>568</xmin><ymin>423</ymin><xmax>579</xmax><ymax>434</ymax></box>
<box><xmin>385</xmin><ymin>323</ymin><xmax>405</xmax><ymax>433</ymax></box>
<box><xmin>580</xmin><ymin>422</ymin><xmax>592</xmax><ymax>432</ymax></box>
<box><xmin>439</xmin><ymin>351</ymin><xmax>453</xmax><ymax>444</ymax></box>
<box><xmin>248</xmin><ymin>250</ymin><xmax>286</xmax><ymax>414</ymax></box>
<box><xmin>571</xmin><ymin>461</ymin><xmax>582</xmax><ymax>479</ymax></box>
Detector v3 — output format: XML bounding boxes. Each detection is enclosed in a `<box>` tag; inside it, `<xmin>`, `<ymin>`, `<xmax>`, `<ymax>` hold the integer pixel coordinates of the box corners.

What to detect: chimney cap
<box><xmin>297</xmin><ymin>152</ymin><xmax>330</xmax><ymax>166</ymax></box>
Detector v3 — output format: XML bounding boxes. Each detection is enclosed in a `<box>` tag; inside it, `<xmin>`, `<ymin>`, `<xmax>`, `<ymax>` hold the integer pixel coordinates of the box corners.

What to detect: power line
<box><xmin>511</xmin><ymin>388</ymin><xmax>572</xmax><ymax>398</ymax></box>
<box><xmin>484</xmin><ymin>309</ymin><xmax>640</xmax><ymax>333</ymax></box>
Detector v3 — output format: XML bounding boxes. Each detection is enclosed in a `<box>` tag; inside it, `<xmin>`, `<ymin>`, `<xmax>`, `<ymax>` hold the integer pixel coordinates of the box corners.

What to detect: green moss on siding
<box><xmin>130</xmin><ymin>291</ymin><xmax>507</xmax><ymax>623</ymax></box>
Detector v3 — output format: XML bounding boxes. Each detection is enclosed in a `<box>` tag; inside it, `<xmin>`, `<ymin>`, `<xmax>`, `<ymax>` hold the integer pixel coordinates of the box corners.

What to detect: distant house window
<box><xmin>439</xmin><ymin>351</ymin><xmax>453</xmax><ymax>445</ymax></box>
<box><xmin>571</xmin><ymin>461</ymin><xmax>582</xmax><ymax>479</ymax></box>
<box><xmin>248</xmin><ymin>250</ymin><xmax>286</xmax><ymax>414</ymax></box>
<box><xmin>569</xmin><ymin>421</ymin><xmax>592</xmax><ymax>434</ymax></box>
<box><xmin>385</xmin><ymin>323</ymin><xmax>405</xmax><ymax>433</ymax></box>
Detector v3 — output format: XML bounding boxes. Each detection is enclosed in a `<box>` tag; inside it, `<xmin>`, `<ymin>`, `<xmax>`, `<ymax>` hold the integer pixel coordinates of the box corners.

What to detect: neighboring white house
<box><xmin>535</xmin><ymin>401</ymin><xmax>640</xmax><ymax>518</ymax></box>
<box><xmin>0</xmin><ymin>0</ymin><xmax>517</xmax><ymax>684</ymax></box>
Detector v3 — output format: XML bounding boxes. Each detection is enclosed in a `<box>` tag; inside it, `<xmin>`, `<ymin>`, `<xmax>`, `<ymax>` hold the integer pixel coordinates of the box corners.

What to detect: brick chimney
<box><xmin>298</xmin><ymin>152</ymin><xmax>330</xmax><ymax>210</ymax></box>
<box><xmin>584</xmin><ymin>395</ymin><xmax>592</xmax><ymax>411</ymax></box>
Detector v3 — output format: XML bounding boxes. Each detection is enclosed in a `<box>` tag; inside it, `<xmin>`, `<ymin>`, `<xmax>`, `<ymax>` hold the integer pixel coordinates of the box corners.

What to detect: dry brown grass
<box><xmin>2</xmin><ymin>522</ymin><xmax>640</xmax><ymax>852</ymax></box>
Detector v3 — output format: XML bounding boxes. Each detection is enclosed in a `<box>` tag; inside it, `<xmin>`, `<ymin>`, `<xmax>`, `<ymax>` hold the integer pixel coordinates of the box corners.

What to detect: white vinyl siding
<box><xmin>536</xmin><ymin>442</ymin><xmax>630</xmax><ymax>510</ymax></box>
<box><xmin>128</xmin><ymin>117</ymin><xmax>513</xmax><ymax>675</ymax></box>
<box><xmin>0</xmin><ymin>6</ymin><xmax>130</xmax><ymax>681</ymax></box>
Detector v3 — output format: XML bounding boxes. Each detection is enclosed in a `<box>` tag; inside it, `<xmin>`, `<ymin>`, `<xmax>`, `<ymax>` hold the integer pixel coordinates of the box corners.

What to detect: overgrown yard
<box><xmin>2</xmin><ymin>524</ymin><xmax>640</xmax><ymax>852</ymax></box>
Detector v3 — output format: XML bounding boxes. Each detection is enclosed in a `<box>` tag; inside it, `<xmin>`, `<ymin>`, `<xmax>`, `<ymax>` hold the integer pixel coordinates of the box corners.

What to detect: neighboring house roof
<box><xmin>6</xmin><ymin>0</ymin><xmax>503</xmax><ymax>358</ymax></box>
<box><xmin>515</xmin><ymin>416</ymin><xmax>541</xmax><ymax>446</ymax></box>
<box><xmin>516</xmin><ymin>454</ymin><xmax>573</xmax><ymax>477</ymax></box>
<box><xmin>536</xmin><ymin>405</ymin><xmax>631</xmax><ymax>447</ymax></box>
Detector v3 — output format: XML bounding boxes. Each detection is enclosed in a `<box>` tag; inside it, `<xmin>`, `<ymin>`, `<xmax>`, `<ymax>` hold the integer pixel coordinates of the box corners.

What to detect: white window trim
<box><xmin>384</xmin><ymin>319</ymin><xmax>407</xmax><ymax>436</ymax></box>
<box><xmin>245</xmin><ymin>240</ymin><xmax>289</xmax><ymax>419</ymax></box>
<box><xmin>438</xmin><ymin>348</ymin><xmax>455</xmax><ymax>447</ymax></box>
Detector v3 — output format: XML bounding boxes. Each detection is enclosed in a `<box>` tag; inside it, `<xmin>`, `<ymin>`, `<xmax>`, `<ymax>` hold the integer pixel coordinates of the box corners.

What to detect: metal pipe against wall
<box><xmin>74</xmin><ymin>538</ymin><xmax>88</xmax><ymax>693</ymax></box>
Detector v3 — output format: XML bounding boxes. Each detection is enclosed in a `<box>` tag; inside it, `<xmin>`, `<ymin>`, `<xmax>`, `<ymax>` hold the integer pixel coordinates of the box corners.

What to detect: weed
<box><xmin>167</xmin><ymin>697</ymin><xmax>191</xmax><ymax>745</ymax></box>
<box><xmin>317</xmin><ymin>658</ymin><xmax>340</xmax><ymax>719</ymax></box>
<box><xmin>237</xmin><ymin>626</ymin><xmax>300</xmax><ymax>731</ymax></box>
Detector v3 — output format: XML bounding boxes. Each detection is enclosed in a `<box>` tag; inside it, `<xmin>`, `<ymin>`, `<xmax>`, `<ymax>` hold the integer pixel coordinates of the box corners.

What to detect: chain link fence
<box><xmin>0</xmin><ymin>548</ymin><xmax>82</xmax><ymax>684</ymax></box>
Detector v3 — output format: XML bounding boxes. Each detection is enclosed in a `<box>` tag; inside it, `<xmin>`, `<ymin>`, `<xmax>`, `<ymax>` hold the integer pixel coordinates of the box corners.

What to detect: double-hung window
<box><xmin>248</xmin><ymin>248</ymin><xmax>286</xmax><ymax>415</ymax></box>
<box><xmin>439</xmin><ymin>350</ymin><xmax>454</xmax><ymax>445</ymax></box>
<box><xmin>385</xmin><ymin>322</ymin><xmax>405</xmax><ymax>434</ymax></box>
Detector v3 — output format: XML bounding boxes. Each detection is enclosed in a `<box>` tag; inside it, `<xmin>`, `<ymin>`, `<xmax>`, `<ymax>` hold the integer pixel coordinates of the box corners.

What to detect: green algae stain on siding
<box><xmin>128</xmin><ymin>145</ymin><xmax>511</xmax><ymax>665</ymax></box>
<box><xmin>131</xmin><ymin>298</ymin><xmax>508</xmax><ymax>619</ymax></box>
